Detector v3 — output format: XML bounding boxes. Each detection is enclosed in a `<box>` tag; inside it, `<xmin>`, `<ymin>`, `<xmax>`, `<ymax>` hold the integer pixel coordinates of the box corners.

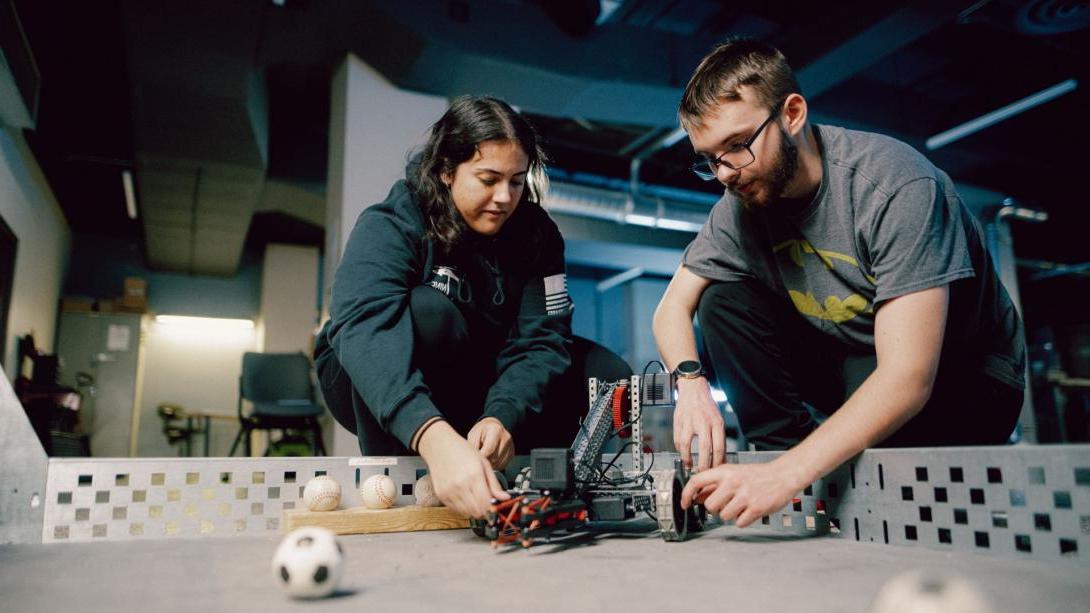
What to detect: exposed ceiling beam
<box><xmin>796</xmin><ymin>0</ymin><xmax>961</xmax><ymax>99</ymax></box>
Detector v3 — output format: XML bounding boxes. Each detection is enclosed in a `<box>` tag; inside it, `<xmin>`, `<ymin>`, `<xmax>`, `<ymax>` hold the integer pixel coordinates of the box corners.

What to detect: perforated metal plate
<box><xmin>730</xmin><ymin>445</ymin><xmax>1090</xmax><ymax>564</ymax></box>
<box><xmin>42</xmin><ymin>457</ymin><xmax>419</xmax><ymax>542</ymax></box>
<box><xmin>40</xmin><ymin>456</ymin><xmax>532</xmax><ymax>543</ymax></box>
<box><xmin>37</xmin><ymin>446</ymin><xmax>1090</xmax><ymax>565</ymax></box>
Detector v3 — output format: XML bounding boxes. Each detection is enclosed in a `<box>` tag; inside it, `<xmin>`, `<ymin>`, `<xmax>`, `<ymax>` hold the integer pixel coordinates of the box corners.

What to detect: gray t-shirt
<box><xmin>683</xmin><ymin>124</ymin><xmax>1025</xmax><ymax>390</ymax></box>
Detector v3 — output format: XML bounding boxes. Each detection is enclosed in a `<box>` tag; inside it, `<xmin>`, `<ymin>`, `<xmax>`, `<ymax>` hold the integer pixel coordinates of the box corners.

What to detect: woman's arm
<box><xmin>327</xmin><ymin>188</ymin><xmax>443</xmax><ymax>448</ymax></box>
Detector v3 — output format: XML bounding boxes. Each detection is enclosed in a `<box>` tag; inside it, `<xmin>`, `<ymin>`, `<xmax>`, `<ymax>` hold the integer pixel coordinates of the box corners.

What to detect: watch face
<box><xmin>676</xmin><ymin>360</ymin><xmax>702</xmax><ymax>376</ymax></box>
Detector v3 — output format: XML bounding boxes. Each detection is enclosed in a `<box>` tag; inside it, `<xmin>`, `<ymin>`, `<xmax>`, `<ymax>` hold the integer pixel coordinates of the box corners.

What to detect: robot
<box><xmin>477</xmin><ymin>371</ymin><xmax>706</xmax><ymax>548</ymax></box>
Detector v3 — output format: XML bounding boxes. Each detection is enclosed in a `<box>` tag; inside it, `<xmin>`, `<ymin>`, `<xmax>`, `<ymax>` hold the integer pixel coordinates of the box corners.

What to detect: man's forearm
<box><xmin>652</xmin><ymin>302</ymin><xmax>700</xmax><ymax>369</ymax></box>
<box><xmin>774</xmin><ymin>366</ymin><xmax>933</xmax><ymax>487</ymax></box>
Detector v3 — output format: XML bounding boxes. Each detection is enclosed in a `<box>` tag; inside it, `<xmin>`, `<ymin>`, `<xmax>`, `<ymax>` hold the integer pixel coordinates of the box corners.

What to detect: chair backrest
<box><xmin>239</xmin><ymin>352</ymin><xmax>315</xmax><ymax>405</ymax></box>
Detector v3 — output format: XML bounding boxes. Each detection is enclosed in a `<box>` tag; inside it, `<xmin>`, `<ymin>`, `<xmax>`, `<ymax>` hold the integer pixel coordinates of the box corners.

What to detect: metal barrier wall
<box><xmin>35</xmin><ymin>446</ymin><xmax>1090</xmax><ymax>566</ymax></box>
<box><xmin>733</xmin><ymin>446</ymin><xmax>1089</xmax><ymax>564</ymax></box>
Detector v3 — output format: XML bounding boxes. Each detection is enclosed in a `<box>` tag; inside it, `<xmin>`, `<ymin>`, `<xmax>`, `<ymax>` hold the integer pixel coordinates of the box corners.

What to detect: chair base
<box><xmin>228</xmin><ymin>417</ymin><xmax>327</xmax><ymax>457</ymax></box>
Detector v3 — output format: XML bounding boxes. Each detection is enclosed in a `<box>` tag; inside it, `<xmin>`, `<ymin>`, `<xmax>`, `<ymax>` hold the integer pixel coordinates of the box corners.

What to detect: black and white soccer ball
<box><xmin>870</xmin><ymin>571</ymin><xmax>992</xmax><ymax>613</ymax></box>
<box><xmin>272</xmin><ymin>527</ymin><xmax>345</xmax><ymax>599</ymax></box>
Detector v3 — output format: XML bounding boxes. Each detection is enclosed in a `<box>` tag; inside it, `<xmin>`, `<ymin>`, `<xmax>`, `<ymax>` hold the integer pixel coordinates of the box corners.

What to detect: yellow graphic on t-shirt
<box><xmin>774</xmin><ymin>239</ymin><xmax>876</xmax><ymax>323</ymax></box>
<box><xmin>789</xmin><ymin>291</ymin><xmax>870</xmax><ymax>323</ymax></box>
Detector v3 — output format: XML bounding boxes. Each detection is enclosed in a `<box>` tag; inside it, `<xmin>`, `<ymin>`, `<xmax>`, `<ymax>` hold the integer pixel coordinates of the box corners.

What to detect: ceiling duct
<box><xmin>546</xmin><ymin>179</ymin><xmax>713</xmax><ymax>233</ymax></box>
<box><xmin>0</xmin><ymin>1</ymin><xmax>38</xmax><ymax>129</ymax></box>
<box><xmin>122</xmin><ymin>0</ymin><xmax>269</xmax><ymax>275</ymax></box>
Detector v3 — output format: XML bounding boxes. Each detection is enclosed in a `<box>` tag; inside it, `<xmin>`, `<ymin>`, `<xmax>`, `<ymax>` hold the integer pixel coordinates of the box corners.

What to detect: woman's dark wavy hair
<box><xmin>412</xmin><ymin>95</ymin><xmax>548</xmax><ymax>252</ymax></box>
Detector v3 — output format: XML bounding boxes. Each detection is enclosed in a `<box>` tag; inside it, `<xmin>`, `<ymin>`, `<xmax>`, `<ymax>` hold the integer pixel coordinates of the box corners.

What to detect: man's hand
<box><xmin>467</xmin><ymin>417</ymin><xmax>514</xmax><ymax>470</ymax></box>
<box><xmin>673</xmin><ymin>377</ymin><xmax>725</xmax><ymax>471</ymax></box>
<box><xmin>680</xmin><ymin>459</ymin><xmax>806</xmax><ymax>527</ymax></box>
<box><xmin>417</xmin><ymin>421</ymin><xmax>510</xmax><ymax>519</ymax></box>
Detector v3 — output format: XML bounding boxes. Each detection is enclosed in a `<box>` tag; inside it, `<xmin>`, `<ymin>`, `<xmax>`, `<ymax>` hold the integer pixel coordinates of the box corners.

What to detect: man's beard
<box><xmin>732</xmin><ymin>125</ymin><xmax>799</xmax><ymax>209</ymax></box>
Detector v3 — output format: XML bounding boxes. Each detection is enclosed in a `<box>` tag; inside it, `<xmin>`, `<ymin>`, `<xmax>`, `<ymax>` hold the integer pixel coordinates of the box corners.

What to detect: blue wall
<box><xmin>64</xmin><ymin>234</ymin><xmax>262</xmax><ymax>319</ymax></box>
<box><xmin>63</xmin><ymin>233</ymin><xmax>672</xmax><ymax>357</ymax></box>
<box><xmin>567</xmin><ymin>269</ymin><xmax>671</xmax><ymax>371</ymax></box>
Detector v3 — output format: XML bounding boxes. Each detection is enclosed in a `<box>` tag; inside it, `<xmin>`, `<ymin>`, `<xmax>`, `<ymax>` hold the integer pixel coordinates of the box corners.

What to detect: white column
<box><xmin>260</xmin><ymin>243</ymin><xmax>319</xmax><ymax>354</ymax></box>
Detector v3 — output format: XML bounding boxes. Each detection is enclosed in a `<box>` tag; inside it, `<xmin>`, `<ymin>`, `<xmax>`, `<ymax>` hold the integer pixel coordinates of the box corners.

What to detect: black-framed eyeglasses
<box><xmin>691</xmin><ymin>107</ymin><xmax>780</xmax><ymax>181</ymax></box>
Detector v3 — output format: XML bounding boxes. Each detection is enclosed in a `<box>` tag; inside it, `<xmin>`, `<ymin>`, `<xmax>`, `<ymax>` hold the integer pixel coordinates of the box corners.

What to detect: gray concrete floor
<box><xmin>2</xmin><ymin>521</ymin><xmax>1087</xmax><ymax>612</ymax></box>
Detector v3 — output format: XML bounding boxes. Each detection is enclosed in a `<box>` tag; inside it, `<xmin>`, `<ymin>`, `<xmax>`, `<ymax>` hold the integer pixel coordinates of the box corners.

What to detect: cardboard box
<box><xmin>121</xmin><ymin>277</ymin><xmax>148</xmax><ymax>308</ymax></box>
<box><xmin>114</xmin><ymin>302</ymin><xmax>147</xmax><ymax>314</ymax></box>
<box><xmin>60</xmin><ymin>296</ymin><xmax>95</xmax><ymax>312</ymax></box>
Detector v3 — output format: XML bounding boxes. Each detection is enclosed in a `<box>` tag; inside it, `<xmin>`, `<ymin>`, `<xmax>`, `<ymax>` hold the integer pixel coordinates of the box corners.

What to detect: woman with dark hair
<box><xmin>313</xmin><ymin>96</ymin><xmax>581</xmax><ymax>519</ymax></box>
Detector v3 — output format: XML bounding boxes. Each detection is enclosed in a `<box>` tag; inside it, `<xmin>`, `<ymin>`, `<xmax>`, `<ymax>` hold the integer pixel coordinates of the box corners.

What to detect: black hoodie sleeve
<box><xmin>327</xmin><ymin>184</ymin><xmax>442</xmax><ymax>448</ymax></box>
<box><xmin>482</xmin><ymin>214</ymin><xmax>574</xmax><ymax>431</ymax></box>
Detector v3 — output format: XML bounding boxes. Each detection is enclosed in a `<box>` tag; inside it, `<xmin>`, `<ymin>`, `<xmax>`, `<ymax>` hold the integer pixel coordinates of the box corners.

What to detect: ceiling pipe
<box><xmin>926</xmin><ymin>79</ymin><xmax>1078</xmax><ymax>150</ymax></box>
<box><xmin>620</xmin><ymin>125</ymin><xmax>700</xmax><ymax>229</ymax></box>
<box><xmin>596</xmin><ymin>267</ymin><xmax>644</xmax><ymax>293</ymax></box>
<box><xmin>545</xmin><ymin>178</ymin><xmax>710</xmax><ymax>233</ymax></box>
<box><xmin>1030</xmin><ymin>261</ymin><xmax>1090</xmax><ymax>282</ymax></box>
<box><xmin>1019</xmin><ymin>259</ymin><xmax>1090</xmax><ymax>280</ymax></box>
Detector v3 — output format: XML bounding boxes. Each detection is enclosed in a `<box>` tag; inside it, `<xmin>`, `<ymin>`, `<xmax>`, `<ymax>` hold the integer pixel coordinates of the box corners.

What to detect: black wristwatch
<box><xmin>671</xmin><ymin>360</ymin><xmax>705</xmax><ymax>380</ymax></box>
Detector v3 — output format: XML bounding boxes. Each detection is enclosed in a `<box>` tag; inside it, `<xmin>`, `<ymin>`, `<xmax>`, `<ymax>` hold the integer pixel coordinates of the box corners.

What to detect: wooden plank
<box><xmin>282</xmin><ymin>505</ymin><xmax>469</xmax><ymax>535</ymax></box>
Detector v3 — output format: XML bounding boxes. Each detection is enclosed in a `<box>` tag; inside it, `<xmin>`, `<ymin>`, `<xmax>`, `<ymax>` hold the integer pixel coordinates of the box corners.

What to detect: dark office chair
<box><xmin>228</xmin><ymin>352</ymin><xmax>327</xmax><ymax>456</ymax></box>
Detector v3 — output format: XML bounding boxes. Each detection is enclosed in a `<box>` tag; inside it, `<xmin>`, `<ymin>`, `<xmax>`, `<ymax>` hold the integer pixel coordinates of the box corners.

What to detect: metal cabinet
<box><xmin>55</xmin><ymin>311</ymin><xmax>143</xmax><ymax>457</ymax></box>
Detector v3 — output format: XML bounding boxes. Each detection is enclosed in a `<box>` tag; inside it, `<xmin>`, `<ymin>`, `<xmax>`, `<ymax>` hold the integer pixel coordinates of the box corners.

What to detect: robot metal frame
<box><xmin>477</xmin><ymin>372</ymin><xmax>707</xmax><ymax>548</ymax></box>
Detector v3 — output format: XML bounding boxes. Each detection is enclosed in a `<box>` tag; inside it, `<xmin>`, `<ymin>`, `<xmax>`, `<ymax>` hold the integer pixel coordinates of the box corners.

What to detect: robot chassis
<box><xmin>476</xmin><ymin>372</ymin><xmax>707</xmax><ymax>548</ymax></box>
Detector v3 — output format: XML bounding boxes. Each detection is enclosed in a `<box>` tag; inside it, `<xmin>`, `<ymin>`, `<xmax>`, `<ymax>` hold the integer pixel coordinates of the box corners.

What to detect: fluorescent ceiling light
<box><xmin>623</xmin><ymin>213</ymin><xmax>657</xmax><ymax>227</ymax></box>
<box><xmin>155</xmin><ymin>315</ymin><xmax>254</xmax><ymax>329</ymax></box>
<box><xmin>655</xmin><ymin>218</ymin><xmax>703</xmax><ymax>232</ymax></box>
<box><xmin>926</xmin><ymin>78</ymin><xmax>1077</xmax><ymax>150</ymax></box>
<box><xmin>122</xmin><ymin>170</ymin><xmax>137</xmax><ymax>220</ymax></box>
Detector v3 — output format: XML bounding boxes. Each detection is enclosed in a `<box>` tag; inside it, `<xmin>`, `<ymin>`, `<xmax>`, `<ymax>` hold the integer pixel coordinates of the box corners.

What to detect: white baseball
<box><xmin>414</xmin><ymin>474</ymin><xmax>441</xmax><ymax>507</ymax></box>
<box><xmin>303</xmin><ymin>475</ymin><xmax>341</xmax><ymax>512</ymax></box>
<box><xmin>360</xmin><ymin>474</ymin><xmax>397</xmax><ymax>509</ymax></box>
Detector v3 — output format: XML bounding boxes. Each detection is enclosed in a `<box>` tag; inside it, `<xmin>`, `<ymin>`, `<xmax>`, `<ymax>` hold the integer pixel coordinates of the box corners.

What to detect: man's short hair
<box><xmin>679</xmin><ymin>38</ymin><xmax>801</xmax><ymax>131</ymax></box>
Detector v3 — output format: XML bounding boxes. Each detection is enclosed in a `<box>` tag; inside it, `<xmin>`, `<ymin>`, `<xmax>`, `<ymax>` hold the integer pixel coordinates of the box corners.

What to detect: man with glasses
<box><xmin>653</xmin><ymin>39</ymin><xmax>1025</xmax><ymax>527</ymax></box>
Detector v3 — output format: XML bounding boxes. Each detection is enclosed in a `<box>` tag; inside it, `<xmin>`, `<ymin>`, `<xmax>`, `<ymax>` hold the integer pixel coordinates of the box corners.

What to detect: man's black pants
<box><xmin>314</xmin><ymin>286</ymin><xmax>631</xmax><ymax>455</ymax></box>
<box><xmin>697</xmin><ymin>280</ymin><xmax>1023</xmax><ymax>450</ymax></box>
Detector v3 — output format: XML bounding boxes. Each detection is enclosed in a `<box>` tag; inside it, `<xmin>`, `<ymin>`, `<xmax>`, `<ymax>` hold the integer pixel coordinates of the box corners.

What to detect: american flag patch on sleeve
<box><xmin>543</xmin><ymin>274</ymin><xmax>572</xmax><ymax>315</ymax></box>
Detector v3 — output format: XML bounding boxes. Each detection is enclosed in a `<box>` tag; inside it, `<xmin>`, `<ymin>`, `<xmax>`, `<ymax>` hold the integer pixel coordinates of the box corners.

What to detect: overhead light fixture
<box><xmin>926</xmin><ymin>78</ymin><xmax>1077</xmax><ymax>150</ymax></box>
<box><xmin>623</xmin><ymin>213</ymin><xmax>657</xmax><ymax>227</ymax></box>
<box><xmin>654</xmin><ymin>218</ymin><xmax>703</xmax><ymax>232</ymax></box>
<box><xmin>155</xmin><ymin>315</ymin><xmax>254</xmax><ymax>329</ymax></box>
<box><xmin>121</xmin><ymin>169</ymin><xmax>137</xmax><ymax>220</ymax></box>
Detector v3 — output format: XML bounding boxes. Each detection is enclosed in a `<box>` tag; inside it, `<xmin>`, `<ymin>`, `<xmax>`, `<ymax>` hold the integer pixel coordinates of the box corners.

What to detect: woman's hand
<box><xmin>417</xmin><ymin>421</ymin><xmax>510</xmax><ymax>519</ymax></box>
<box><xmin>467</xmin><ymin>417</ymin><xmax>515</xmax><ymax>470</ymax></box>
